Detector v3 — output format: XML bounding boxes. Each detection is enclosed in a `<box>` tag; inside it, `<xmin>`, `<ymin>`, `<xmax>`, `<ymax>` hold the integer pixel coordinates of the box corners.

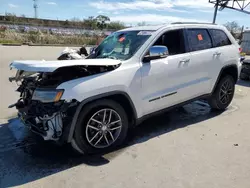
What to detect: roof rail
<box><xmin>171</xmin><ymin>22</ymin><xmax>217</xmax><ymax>25</ymax></box>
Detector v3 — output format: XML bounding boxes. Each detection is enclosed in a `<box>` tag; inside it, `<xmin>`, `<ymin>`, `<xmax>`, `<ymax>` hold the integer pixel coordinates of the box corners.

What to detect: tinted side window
<box><xmin>186</xmin><ymin>29</ymin><xmax>212</xmax><ymax>52</ymax></box>
<box><xmin>210</xmin><ymin>29</ymin><xmax>232</xmax><ymax>47</ymax></box>
<box><xmin>153</xmin><ymin>29</ymin><xmax>186</xmax><ymax>55</ymax></box>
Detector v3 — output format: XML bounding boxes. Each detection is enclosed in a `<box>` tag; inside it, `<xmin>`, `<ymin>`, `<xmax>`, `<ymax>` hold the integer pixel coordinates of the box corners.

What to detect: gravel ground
<box><xmin>0</xmin><ymin>46</ymin><xmax>250</xmax><ymax>188</ymax></box>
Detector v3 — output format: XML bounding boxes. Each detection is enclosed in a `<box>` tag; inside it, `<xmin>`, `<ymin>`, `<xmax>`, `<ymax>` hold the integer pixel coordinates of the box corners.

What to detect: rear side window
<box><xmin>186</xmin><ymin>29</ymin><xmax>212</xmax><ymax>52</ymax></box>
<box><xmin>209</xmin><ymin>29</ymin><xmax>232</xmax><ymax>47</ymax></box>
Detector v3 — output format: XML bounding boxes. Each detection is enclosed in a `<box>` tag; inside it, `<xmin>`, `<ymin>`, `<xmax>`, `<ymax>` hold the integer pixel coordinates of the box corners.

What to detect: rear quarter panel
<box><xmin>211</xmin><ymin>27</ymin><xmax>240</xmax><ymax>92</ymax></box>
<box><xmin>207</xmin><ymin>25</ymin><xmax>241</xmax><ymax>92</ymax></box>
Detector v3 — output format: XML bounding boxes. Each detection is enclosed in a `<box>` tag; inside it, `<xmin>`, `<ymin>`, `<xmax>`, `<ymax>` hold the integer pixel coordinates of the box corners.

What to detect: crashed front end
<box><xmin>9</xmin><ymin>59</ymin><xmax>120</xmax><ymax>142</ymax></box>
<box><xmin>9</xmin><ymin>69</ymin><xmax>79</xmax><ymax>142</ymax></box>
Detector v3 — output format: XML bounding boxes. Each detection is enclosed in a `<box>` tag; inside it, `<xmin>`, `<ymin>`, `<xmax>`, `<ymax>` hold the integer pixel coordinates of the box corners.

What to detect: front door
<box><xmin>140</xmin><ymin>29</ymin><xmax>192</xmax><ymax>116</ymax></box>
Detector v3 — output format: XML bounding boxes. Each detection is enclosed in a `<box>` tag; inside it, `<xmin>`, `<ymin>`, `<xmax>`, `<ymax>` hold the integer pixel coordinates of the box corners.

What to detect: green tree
<box><xmin>108</xmin><ymin>21</ymin><xmax>125</xmax><ymax>30</ymax></box>
<box><xmin>96</xmin><ymin>15</ymin><xmax>110</xmax><ymax>30</ymax></box>
<box><xmin>84</xmin><ymin>16</ymin><xmax>97</xmax><ymax>29</ymax></box>
<box><xmin>5</xmin><ymin>12</ymin><xmax>17</xmax><ymax>22</ymax></box>
<box><xmin>64</xmin><ymin>19</ymin><xmax>70</xmax><ymax>27</ymax></box>
<box><xmin>224</xmin><ymin>21</ymin><xmax>241</xmax><ymax>39</ymax></box>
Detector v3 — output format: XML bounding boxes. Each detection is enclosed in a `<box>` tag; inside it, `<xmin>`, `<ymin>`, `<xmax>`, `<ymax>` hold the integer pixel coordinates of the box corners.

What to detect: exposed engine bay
<box><xmin>9</xmin><ymin>64</ymin><xmax>120</xmax><ymax>141</ymax></box>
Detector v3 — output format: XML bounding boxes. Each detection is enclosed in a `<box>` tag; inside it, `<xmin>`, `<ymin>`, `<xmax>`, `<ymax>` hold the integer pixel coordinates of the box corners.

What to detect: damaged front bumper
<box><xmin>14</xmin><ymin>99</ymin><xmax>79</xmax><ymax>142</ymax></box>
<box><xmin>8</xmin><ymin>57</ymin><xmax>122</xmax><ymax>144</ymax></box>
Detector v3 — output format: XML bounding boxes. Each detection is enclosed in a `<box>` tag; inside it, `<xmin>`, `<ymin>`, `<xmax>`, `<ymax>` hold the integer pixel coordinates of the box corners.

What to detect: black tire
<box><xmin>71</xmin><ymin>99</ymin><xmax>129</xmax><ymax>155</ymax></box>
<box><xmin>208</xmin><ymin>75</ymin><xmax>235</xmax><ymax>111</ymax></box>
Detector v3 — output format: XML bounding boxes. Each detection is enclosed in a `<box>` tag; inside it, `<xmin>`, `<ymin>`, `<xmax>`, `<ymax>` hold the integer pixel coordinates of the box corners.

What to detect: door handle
<box><xmin>179</xmin><ymin>59</ymin><xmax>190</xmax><ymax>64</ymax></box>
<box><xmin>214</xmin><ymin>52</ymin><xmax>221</xmax><ymax>56</ymax></box>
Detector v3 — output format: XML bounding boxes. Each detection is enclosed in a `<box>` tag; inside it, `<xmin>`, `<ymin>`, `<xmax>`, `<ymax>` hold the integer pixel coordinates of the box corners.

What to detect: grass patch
<box><xmin>0</xmin><ymin>39</ymin><xmax>20</xmax><ymax>44</ymax></box>
<box><xmin>0</xmin><ymin>30</ymin><xmax>100</xmax><ymax>46</ymax></box>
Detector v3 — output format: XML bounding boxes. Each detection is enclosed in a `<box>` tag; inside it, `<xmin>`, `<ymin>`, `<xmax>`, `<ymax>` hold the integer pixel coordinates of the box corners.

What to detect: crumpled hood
<box><xmin>10</xmin><ymin>58</ymin><xmax>122</xmax><ymax>72</ymax></box>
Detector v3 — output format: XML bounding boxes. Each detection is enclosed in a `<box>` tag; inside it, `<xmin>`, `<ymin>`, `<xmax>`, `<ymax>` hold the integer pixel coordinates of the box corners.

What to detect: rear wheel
<box><xmin>71</xmin><ymin>99</ymin><xmax>128</xmax><ymax>154</ymax></box>
<box><xmin>208</xmin><ymin>75</ymin><xmax>235</xmax><ymax>111</ymax></box>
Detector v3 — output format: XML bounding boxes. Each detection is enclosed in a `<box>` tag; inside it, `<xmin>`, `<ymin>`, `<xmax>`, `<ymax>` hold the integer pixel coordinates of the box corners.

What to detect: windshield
<box><xmin>88</xmin><ymin>30</ymin><xmax>154</xmax><ymax>60</ymax></box>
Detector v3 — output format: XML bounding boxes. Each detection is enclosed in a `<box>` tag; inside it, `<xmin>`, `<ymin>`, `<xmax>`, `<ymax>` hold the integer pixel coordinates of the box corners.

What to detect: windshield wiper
<box><xmin>96</xmin><ymin>55</ymin><xmax>118</xmax><ymax>60</ymax></box>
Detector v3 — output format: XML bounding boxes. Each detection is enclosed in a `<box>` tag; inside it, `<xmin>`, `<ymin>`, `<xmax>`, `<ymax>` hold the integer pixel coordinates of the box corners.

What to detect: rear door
<box><xmin>184</xmin><ymin>28</ymin><xmax>215</xmax><ymax>97</ymax></box>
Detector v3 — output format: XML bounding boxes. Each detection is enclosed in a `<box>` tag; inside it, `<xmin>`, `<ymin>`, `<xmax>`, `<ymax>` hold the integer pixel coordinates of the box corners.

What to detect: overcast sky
<box><xmin>0</xmin><ymin>0</ymin><xmax>249</xmax><ymax>27</ymax></box>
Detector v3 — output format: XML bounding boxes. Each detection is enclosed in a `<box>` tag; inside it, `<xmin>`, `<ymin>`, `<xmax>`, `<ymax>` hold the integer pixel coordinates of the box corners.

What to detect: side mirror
<box><xmin>143</xmin><ymin>45</ymin><xmax>169</xmax><ymax>63</ymax></box>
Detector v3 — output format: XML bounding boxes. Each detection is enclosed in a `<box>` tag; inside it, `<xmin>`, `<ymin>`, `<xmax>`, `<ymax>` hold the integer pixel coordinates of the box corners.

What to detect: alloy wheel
<box><xmin>219</xmin><ymin>80</ymin><xmax>234</xmax><ymax>105</ymax></box>
<box><xmin>85</xmin><ymin>108</ymin><xmax>122</xmax><ymax>149</ymax></box>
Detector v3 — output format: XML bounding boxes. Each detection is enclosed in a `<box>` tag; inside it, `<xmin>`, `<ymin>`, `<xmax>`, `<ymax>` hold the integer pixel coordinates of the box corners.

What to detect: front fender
<box><xmin>56</xmin><ymin>74</ymin><xmax>138</xmax><ymax>143</ymax></box>
<box><xmin>63</xmin><ymin>91</ymin><xmax>137</xmax><ymax>143</ymax></box>
<box><xmin>57</xmin><ymin>74</ymin><xmax>130</xmax><ymax>102</ymax></box>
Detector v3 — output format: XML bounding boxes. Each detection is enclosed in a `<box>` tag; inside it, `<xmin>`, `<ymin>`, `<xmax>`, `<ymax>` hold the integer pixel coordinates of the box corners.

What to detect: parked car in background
<box><xmin>240</xmin><ymin>59</ymin><xmax>250</xmax><ymax>80</ymax></box>
<box><xmin>241</xmin><ymin>29</ymin><xmax>250</xmax><ymax>55</ymax></box>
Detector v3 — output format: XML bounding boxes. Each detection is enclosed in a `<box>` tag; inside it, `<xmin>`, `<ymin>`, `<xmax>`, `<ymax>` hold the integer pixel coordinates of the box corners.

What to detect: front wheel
<box><xmin>208</xmin><ymin>75</ymin><xmax>235</xmax><ymax>111</ymax></box>
<box><xmin>72</xmin><ymin>99</ymin><xmax>128</xmax><ymax>154</ymax></box>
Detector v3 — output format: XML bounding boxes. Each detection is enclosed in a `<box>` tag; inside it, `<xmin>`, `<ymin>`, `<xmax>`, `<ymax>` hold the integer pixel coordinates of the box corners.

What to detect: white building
<box><xmin>241</xmin><ymin>29</ymin><xmax>250</xmax><ymax>55</ymax></box>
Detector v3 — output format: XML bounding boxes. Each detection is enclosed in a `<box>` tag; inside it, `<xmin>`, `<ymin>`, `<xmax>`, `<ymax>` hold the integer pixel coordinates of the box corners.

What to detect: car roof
<box><xmin>119</xmin><ymin>24</ymin><xmax>166</xmax><ymax>32</ymax></box>
<box><xmin>118</xmin><ymin>22</ymin><xmax>225</xmax><ymax>32</ymax></box>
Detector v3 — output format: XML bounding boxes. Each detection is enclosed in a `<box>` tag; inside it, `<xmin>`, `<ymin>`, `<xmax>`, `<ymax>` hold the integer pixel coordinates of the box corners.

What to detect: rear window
<box><xmin>186</xmin><ymin>29</ymin><xmax>212</xmax><ymax>52</ymax></box>
<box><xmin>209</xmin><ymin>29</ymin><xmax>232</xmax><ymax>47</ymax></box>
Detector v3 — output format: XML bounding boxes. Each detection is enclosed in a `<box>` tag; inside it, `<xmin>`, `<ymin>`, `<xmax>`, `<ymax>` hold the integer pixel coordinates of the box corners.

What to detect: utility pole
<box><xmin>212</xmin><ymin>0</ymin><xmax>219</xmax><ymax>24</ymax></box>
<box><xmin>240</xmin><ymin>25</ymin><xmax>244</xmax><ymax>43</ymax></box>
<box><xmin>33</xmin><ymin>0</ymin><xmax>38</xmax><ymax>18</ymax></box>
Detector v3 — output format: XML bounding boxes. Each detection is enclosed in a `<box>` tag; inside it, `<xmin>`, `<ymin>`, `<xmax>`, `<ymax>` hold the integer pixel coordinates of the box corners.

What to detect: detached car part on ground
<box><xmin>57</xmin><ymin>46</ymin><xmax>89</xmax><ymax>60</ymax></box>
<box><xmin>9</xmin><ymin>23</ymin><xmax>242</xmax><ymax>155</ymax></box>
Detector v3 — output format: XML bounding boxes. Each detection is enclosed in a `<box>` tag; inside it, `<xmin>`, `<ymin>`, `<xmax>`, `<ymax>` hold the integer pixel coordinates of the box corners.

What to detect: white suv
<box><xmin>9</xmin><ymin>22</ymin><xmax>242</xmax><ymax>154</ymax></box>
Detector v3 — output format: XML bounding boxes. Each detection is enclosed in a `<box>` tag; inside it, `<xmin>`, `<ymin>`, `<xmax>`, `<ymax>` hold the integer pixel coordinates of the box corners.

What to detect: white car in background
<box><xmin>9</xmin><ymin>22</ymin><xmax>242</xmax><ymax>154</ymax></box>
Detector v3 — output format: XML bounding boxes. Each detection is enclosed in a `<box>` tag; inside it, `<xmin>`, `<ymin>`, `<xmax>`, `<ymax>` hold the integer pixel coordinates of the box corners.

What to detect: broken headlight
<box><xmin>32</xmin><ymin>89</ymin><xmax>64</xmax><ymax>103</ymax></box>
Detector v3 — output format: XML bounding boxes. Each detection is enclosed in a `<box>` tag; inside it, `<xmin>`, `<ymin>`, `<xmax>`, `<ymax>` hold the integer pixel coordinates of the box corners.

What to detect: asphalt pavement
<box><xmin>0</xmin><ymin>46</ymin><xmax>250</xmax><ymax>188</ymax></box>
